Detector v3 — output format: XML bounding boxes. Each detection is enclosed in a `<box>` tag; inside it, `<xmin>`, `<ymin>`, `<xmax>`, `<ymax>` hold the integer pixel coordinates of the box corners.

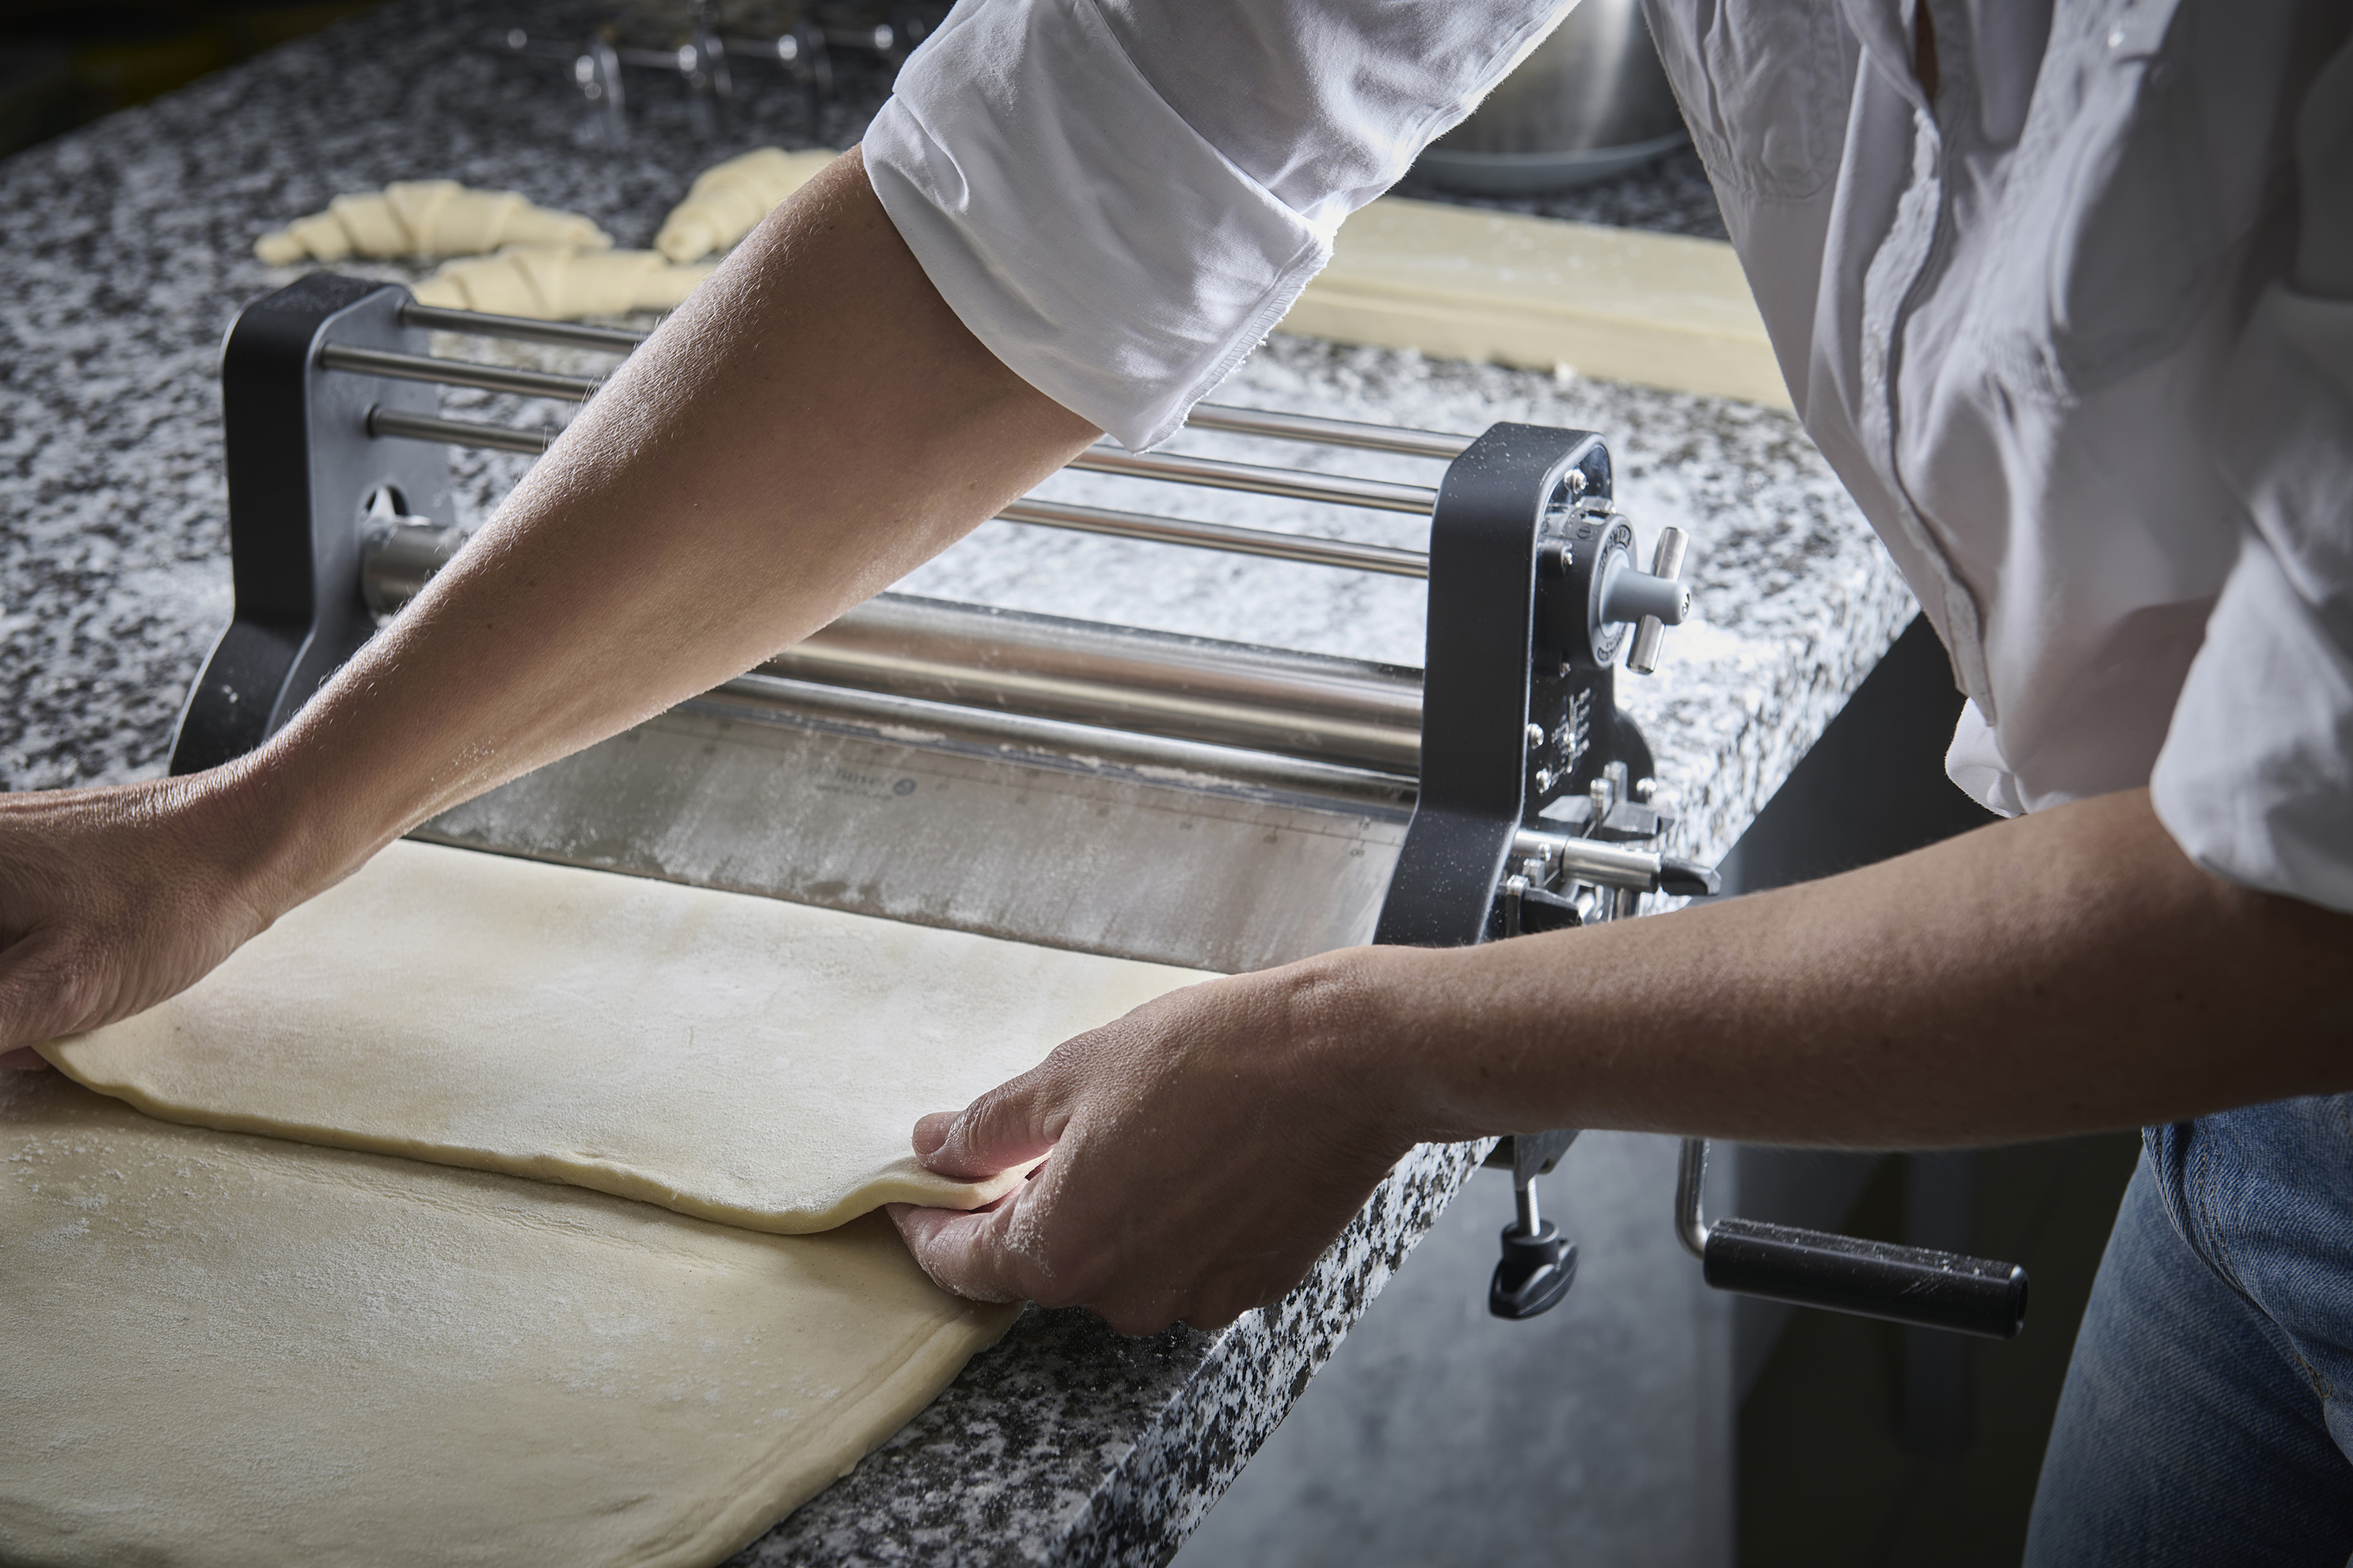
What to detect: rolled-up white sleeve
<box><xmin>2153</xmin><ymin>522</ymin><xmax>2353</xmax><ymax>913</ymax></box>
<box><xmin>2150</xmin><ymin>46</ymin><xmax>2353</xmax><ymax>913</ymax></box>
<box><xmin>861</xmin><ymin>0</ymin><xmax>1568</xmax><ymax>450</ymax></box>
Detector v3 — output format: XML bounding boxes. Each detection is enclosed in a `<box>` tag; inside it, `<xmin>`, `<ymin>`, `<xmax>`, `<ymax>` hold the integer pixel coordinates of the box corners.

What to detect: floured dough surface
<box><xmin>44</xmin><ymin>840</ymin><xmax>1212</xmax><ymax>1231</ymax></box>
<box><xmin>0</xmin><ymin>1072</ymin><xmax>1018</xmax><ymax>1568</ymax></box>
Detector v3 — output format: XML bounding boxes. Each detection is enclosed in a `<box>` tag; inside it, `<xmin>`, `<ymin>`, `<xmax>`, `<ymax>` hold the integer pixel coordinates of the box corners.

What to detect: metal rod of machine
<box><xmin>763</xmin><ymin>592</ymin><xmax>1424</xmax><ymax>774</ymax></box>
<box><xmin>1674</xmin><ymin>1137</ymin><xmax>1711</xmax><ymax>1259</ymax></box>
<box><xmin>363</xmin><ymin>412</ymin><xmax>1427</xmax><ymax>577</ymax></box>
<box><xmin>996</xmin><ymin>498</ymin><xmax>1428</xmax><ymax>577</ymax></box>
<box><xmin>393</xmin><ymin>304</ymin><xmax>1473</xmax><ymax>458</ymax></box>
<box><xmin>348</xmin><ymin>511</ymin><xmax>1424</xmax><ymax>773</ymax></box>
<box><xmin>1511</xmin><ymin>828</ymin><xmax>1722</xmax><ymax>898</ymax></box>
<box><xmin>1183</xmin><ymin>403</ymin><xmax>1473</xmax><ymax>460</ymax></box>
<box><xmin>397</xmin><ymin>302</ymin><xmax>1472</xmax><ymax>458</ymax></box>
<box><xmin>1068</xmin><ymin>446</ymin><xmax>1438</xmax><ymax>514</ymax></box>
<box><xmin>367</xmin><ymin>406</ymin><xmax>555</xmax><ymax>455</ymax></box>
<box><xmin>323</xmin><ymin>343</ymin><xmax>600</xmax><ymax>402</ymax></box>
<box><xmin>699</xmin><ymin>670</ymin><xmax>1415</xmax><ymax>804</ymax></box>
<box><xmin>398</xmin><ymin>302</ymin><xmax>648</xmax><ymax>354</ymax></box>
<box><xmin>363</xmin><ymin>393</ymin><xmax>1439</xmax><ymax>518</ymax></box>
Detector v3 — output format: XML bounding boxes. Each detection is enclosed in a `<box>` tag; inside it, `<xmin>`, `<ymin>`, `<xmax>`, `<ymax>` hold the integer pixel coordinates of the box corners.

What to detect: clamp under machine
<box><xmin>177</xmin><ymin>272</ymin><xmax>2028</xmax><ymax>1340</ymax></box>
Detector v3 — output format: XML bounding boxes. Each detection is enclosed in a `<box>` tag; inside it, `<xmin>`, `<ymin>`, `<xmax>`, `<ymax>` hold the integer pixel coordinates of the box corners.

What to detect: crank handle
<box><xmin>1674</xmin><ymin>1139</ymin><xmax>2028</xmax><ymax>1340</ymax></box>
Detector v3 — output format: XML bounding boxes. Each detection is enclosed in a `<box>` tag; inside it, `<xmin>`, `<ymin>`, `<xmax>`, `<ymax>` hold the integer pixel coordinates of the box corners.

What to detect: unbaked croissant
<box><xmin>255</xmin><ymin>181</ymin><xmax>611</xmax><ymax>266</ymax></box>
<box><xmin>410</xmin><ymin>245</ymin><xmax>715</xmax><ymax>320</ymax></box>
<box><xmin>654</xmin><ymin>147</ymin><xmax>839</xmax><ymax>263</ymax></box>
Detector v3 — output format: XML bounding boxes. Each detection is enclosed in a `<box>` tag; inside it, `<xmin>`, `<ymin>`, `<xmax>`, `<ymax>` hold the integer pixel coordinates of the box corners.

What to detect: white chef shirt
<box><xmin>861</xmin><ymin>0</ymin><xmax>2353</xmax><ymax>916</ymax></box>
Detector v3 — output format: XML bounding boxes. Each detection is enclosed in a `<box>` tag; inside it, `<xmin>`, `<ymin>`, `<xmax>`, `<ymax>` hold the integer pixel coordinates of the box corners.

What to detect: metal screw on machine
<box><xmin>1674</xmin><ymin>1140</ymin><xmax>2030</xmax><ymax>1339</ymax></box>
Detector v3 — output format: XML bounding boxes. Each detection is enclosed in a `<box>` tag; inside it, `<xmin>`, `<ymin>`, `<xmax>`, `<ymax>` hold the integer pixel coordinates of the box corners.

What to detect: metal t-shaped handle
<box><xmin>1621</xmin><ymin>527</ymin><xmax>1690</xmax><ymax>675</ymax></box>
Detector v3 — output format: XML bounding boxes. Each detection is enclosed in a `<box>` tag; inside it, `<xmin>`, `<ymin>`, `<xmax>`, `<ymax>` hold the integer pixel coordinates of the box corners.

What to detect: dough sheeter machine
<box><xmin>173</xmin><ymin>270</ymin><xmax>2028</xmax><ymax>1495</ymax></box>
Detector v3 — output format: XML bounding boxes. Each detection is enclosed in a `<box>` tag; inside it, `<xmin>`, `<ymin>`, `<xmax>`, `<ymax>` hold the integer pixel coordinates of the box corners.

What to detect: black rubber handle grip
<box><xmin>1702</xmin><ymin>1217</ymin><xmax>2028</xmax><ymax>1339</ymax></box>
<box><xmin>1659</xmin><ymin>856</ymin><xmax>1720</xmax><ymax>898</ymax></box>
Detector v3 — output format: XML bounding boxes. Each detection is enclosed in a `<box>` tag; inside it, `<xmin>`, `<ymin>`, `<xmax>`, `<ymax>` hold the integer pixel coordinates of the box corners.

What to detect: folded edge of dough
<box><xmin>37</xmin><ymin>1035</ymin><xmax>1040</xmax><ymax>1233</ymax></box>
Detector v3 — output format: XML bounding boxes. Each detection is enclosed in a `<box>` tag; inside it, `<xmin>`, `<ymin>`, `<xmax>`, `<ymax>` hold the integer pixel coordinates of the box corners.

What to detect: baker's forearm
<box><xmin>226</xmin><ymin>150</ymin><xmax>1095</xmax><ymax>901</ymax></box>
<box><xmin>1355</xmin><ymin>788</ymin><xmax>2353</xmax><ymax>1149</ymax></box>
<box><xmin>891</xmin><ymin>787</ymin><xmax>2352</xmax><ymax>1328</ymax></box>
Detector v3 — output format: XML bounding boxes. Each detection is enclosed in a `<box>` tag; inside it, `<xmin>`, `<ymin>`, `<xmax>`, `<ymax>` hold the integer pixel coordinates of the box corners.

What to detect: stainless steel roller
<box><xmin>345</xmin><ymin>288</ymin><xmax>1476</xmax><ymax>780</ymax></box>
<box><xmin>765</xmin><ymin>594</ymin><xmax>1424</xmax><ymax>774</ymax></box>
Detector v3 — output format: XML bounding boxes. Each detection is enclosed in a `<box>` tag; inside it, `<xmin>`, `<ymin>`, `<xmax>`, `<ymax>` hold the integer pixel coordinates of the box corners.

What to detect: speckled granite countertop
<box><xmin>0</xmin><ymin>3</ymin><xmax>1912</xmax><ymax>1564</ymax></box>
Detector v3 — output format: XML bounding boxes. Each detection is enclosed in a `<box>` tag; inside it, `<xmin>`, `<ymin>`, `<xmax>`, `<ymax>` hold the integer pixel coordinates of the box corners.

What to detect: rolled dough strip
<box><xmin>0</xmin><ymin>1070</ymin><xmax>1019</xmax><ymax>1568</ymax></box>
<box><xmin>253</xmin><ymin>180</ymin><xmax>611</xmax><ymax>265</ymax></box>
<box><xmin>656</xmin><ymin>146</ymin><xmax>840</xmax><ymax>262</ymax></box>
<box><xmin>410</xmin><ymin>245</ymin><xmax>717</xmax><ymax>320</ymax></box>
<box><xmin>44</xmin><ymin>839</ymin><xmax>1213</xmax><ymax>1232</ymax></box>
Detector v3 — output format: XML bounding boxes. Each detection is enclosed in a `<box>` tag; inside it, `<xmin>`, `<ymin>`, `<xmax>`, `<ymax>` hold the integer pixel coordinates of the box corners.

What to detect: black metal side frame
<box><xmin>170</xmin><ymin>275</ymin><xmax>451</xmax><ymax>775</ymax></box>
<box><xmin>1373</xmin><ymin>423</ymin><xmax>1640</xmax><ymax>947</ymax></box>
<box><xmin>1368</xmin><ymin>426</ymin><xmax>2028</xmax><ymax>1339</ymax></box>
<box><xmin>1371</xmin><ymin>423</ymin><xmax>1641</xmax><ymax>1320</ymax></box>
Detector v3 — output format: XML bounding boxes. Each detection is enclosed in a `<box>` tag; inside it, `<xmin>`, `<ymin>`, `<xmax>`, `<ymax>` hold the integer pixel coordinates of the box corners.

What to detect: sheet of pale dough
<box><xmin>43</xmin><ymin>839</ymin><xmax>1215</xmax><ymax>1231</ymax></box>
<box><xmin>0</xmin><ymin>1071</ymin><xmax>1019</xmax><ymax>1568</ymax></box>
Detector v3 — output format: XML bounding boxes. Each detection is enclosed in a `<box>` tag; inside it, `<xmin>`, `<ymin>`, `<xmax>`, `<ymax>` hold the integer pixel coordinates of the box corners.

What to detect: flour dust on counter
<box><xmin>0</xmin><ymin>1069</ymin><xmax>1020</xmax><ymax>1568</ymax></box>
<box><xmin>44</xmin><ymin>838</ymin><xmax>1215</xmax><ymax>1231</ymax></box>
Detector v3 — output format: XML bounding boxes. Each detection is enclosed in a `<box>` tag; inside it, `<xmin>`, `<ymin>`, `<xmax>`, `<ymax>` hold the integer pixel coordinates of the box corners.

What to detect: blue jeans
<box><xmin>2025</xmin><ymin>1095</ymin><xmax>2353</xmax><ymax>1565</ymax></box>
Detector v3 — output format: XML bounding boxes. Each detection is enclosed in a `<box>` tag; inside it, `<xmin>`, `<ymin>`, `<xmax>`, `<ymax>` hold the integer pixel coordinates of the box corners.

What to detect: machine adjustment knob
<box><xmin>1622</xmin><ymin>527</ymin><xmax>1691</xmax><ymax>675</ymax></box>
<box><xmin>1490</xmin><ymin>1220</ymin><xmax>1579</xmax><ymax>1320</ymax></box>
<box><xmin>1540</xmin><ymin>518</ymin><xmax>1693</xmax><ymax>672</ymax></box>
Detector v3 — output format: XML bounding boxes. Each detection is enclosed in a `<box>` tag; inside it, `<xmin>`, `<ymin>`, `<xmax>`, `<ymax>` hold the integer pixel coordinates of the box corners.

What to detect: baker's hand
<box><xmin>0</xmin><ymin>773</ymin><xmax>300</xmax><ymax>1066</ymax></box>
<box><xmin>888</xmin><ymin>953</ymin><xmax>1425</xmax><ymax>1336</ymax></box>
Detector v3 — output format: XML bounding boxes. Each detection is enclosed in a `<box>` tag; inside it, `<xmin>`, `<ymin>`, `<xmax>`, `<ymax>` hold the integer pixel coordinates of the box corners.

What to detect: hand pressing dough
<box><xmin>254</xmin><ymin>179</ymin><xmax>611</xmax><ymax>265</ymax></box>
<box><xmin>44</xmin><ymin>839</ymin><xmax>1213</xmax><ymax>1231</ymax></box>
<box><xmin>410</xmin><ymin>245</ymin><xmax>716</xmax><ymax>319</ymax></box>
<box><xmin>0</xmin><ymin>1070</ymin><xmax>1020</xmax><ymax>1568</ymax></box>
<box><xmin>656</xmin><ymin>146</ymin><xmax>840</xmax><ymax>262</ymax></box>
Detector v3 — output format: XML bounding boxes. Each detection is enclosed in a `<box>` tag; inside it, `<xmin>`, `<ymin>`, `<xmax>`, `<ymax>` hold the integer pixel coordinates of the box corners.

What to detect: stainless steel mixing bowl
<box><xmin>1416</xmin><ymin>0</ymin><xmax>1688</xmax><ymax>195</ymax></box>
